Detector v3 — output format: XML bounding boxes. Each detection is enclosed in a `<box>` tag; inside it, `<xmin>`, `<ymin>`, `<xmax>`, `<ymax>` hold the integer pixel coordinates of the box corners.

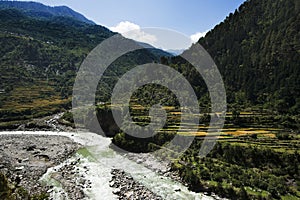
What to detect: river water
<box><xmin>1</xmin><ymin>131</ymin><xmax>217</xmax><ymax>200</ymax></box>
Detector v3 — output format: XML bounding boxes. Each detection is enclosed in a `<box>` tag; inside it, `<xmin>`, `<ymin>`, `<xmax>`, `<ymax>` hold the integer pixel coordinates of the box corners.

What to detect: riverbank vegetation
<box><xmin>0</xmin><ymin>173</ymin><xmax>49</xmax><ymax>200</ymax></box>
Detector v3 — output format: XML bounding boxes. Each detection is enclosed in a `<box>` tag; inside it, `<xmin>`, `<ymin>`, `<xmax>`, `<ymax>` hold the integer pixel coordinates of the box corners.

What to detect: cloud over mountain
<box><xmin>110</xmin><ymin>21</ymin><xmax>157</xmax><ymax>45</ymax></box>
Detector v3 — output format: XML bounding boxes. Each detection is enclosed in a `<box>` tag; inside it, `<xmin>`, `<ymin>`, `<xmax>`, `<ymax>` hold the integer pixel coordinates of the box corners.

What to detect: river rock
<box><xmin>110</xmin><ymin>169</ymin><xmax>163</xmax><ymax>200</ymax></box>
<box><xmin>0</xmin><ymin>134</ymin><xmax>81</xmax><ymax>197</ymax></box>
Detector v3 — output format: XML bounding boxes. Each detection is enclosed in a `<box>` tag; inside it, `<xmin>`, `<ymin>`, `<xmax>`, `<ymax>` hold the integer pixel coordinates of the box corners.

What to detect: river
<box><xmin>1</xmin><ymin>131</ymin><xmax>218</xmax><ymax>200</ymax></box>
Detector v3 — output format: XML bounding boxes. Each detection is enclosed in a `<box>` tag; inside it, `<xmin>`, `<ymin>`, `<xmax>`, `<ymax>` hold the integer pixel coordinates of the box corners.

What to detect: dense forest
<box><xmin>197</xmin><ymin>0</ymin><xmax>299</xmax><ymax>115</ymax></box>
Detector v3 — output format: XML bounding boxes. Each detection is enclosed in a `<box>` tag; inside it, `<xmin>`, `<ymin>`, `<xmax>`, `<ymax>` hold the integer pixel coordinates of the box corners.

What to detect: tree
<box><xmin>237</xmin><ymin>187</ymin><xmax>249</xmax><ymax>200</ymax></box>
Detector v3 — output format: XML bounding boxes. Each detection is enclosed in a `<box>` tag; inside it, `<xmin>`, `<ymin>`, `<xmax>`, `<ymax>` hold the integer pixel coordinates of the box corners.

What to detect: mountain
<box><xmin>166</xmin><ymin>49</ymin><xmax>185</xmax><ymax>55</ymax></box>
<box><xmin>110</xmin><ymin>1</ymin><xmax>300</xmax><ymax>199</ymax></box>
<box><xmin>0</xmin><ymin>0</ymin><xmax>95</xmax><ymax>24</ymax></box>
<box><xmin>0</xmin><ymin>2</ymin><xmax>171</xmax><ymax>124</ymax></box>
<box><xmin>196</xmin><ymin>0</ymin><xmax>299</xmax><ymax>115</ymax></box>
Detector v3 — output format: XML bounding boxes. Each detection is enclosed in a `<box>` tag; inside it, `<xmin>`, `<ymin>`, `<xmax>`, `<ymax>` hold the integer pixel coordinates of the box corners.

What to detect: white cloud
<box><xmin>110</xmin><ymin>21</ymin><xmax>139</xmax><ymax>33</ymax></box>
<box><xmin>190</xmin><ymin>31</ymin><xmax>208</xmax><ymax>43</ymax></box>
<box><xmin>110</xmin><ymin>21</ymin><xmax>157</xmax><ymax>45</ymax></box>
<box><xmin>110</xmin><ymin>22</ymin><xmax>206</xmax><ymax>50</ymax></box>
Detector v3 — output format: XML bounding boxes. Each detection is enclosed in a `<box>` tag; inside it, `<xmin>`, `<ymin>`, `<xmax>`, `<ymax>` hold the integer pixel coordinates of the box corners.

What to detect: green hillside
<box><xmin>197</xmin><ymin>0</ymin><xmax>299</xmax><ymax>115</ymax></box>
<box><xmin>109</xmin><ymin>0</ymin><xmax>300</xmax><ymax>199</ymax></box>
<box><xmin>0</xmin><ymin>6</ymin><xmax>170</xmax><ymax>124</ymax></box>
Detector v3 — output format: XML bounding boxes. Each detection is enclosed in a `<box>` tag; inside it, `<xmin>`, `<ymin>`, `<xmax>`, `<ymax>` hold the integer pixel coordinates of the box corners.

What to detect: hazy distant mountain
<box><xmin>137</xmin><ymin>42</ymin><xmax>186</xmax><ymax>56</ymax></box>
<box><xmin>0</xmin><ymin>0</ymin><xmax>95</xmax><ymax>24</ymax></box>
<box><xmin>166</xmin><ymin>49</ymin><xmax>185</xmax><ymax>56</ymax></box>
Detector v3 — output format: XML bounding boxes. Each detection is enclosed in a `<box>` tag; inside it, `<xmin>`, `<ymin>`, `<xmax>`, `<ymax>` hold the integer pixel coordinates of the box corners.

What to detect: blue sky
<box><xmin>18</xmin><ymin>0</ymin><xmax>245</xmax><ymax>34</ymax></box>
<box><xmin>18</xmin><ymin>0</ymin><xmax>245</xmax><ymax>49</ymax></box>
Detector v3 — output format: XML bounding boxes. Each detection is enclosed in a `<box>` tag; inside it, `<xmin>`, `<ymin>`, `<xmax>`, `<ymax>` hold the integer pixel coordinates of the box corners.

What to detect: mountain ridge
<box><xmin>0</xmin><ymin>2</ymin><xmax>172</xmax><ymax>123</ymax></box>
<box><xmin>0</xmin><ymin>0</ymin><xmax>95</xmax><ymax>24</ymax></box>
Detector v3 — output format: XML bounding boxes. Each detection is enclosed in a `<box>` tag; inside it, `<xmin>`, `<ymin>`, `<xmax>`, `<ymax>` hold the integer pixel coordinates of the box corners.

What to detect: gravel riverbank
<box><xmin>110</xmin><ymin>169</ymin><xmax>163</xmax><ymax>200</ymax></box>
<box><xmin>125</xmin><ymin>152</ymin><xmax>183</xmax><ymax>183</ymax></box>
<box><xmin>0</xmin><ymin>134</ymin><xmax>82</xmax><ymax>197</ymax></box>
<box><xmin>0</xmin><ymin>113</ymin><xmax>219</xmax><ymax>200</ymax></box>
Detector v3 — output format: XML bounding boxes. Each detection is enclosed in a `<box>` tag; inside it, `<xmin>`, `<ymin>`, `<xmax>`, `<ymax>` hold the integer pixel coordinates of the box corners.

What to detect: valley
<box><xmin>0</xmin><ymin>0</ymin><xmax>299</xmax><ymax>199</ymax></box>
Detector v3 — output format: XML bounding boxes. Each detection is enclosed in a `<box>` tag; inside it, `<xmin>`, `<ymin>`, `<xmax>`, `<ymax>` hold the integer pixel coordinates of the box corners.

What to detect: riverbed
<box><xmin>0</xmin><ymin>130</ymin><xmax>219</xmax><ymax>200</ymax></box>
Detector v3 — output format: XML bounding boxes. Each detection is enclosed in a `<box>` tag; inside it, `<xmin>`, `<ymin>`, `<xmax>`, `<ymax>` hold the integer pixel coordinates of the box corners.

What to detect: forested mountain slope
<box><xmin>0</xmin><ymin>4</ymin><xmax>171</xmax><ymax>123</ymax></box>
<box><xmin>197</xmin><ymin>0</ymin><xmax>299</xmax><ymax>114</ymax></box>
<box><xmin>110</xmin><ymin>1</ymin><xmax>300</xmax><ymax>199</ymax></box>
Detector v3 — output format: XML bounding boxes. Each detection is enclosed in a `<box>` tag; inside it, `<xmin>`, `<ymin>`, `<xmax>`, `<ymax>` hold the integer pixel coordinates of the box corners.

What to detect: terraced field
<box><xmin>104</xmin><ymin>102</ymin><xmax>298</xmax><ymax>154</ymax></box>
<box><xmin>127</xmin><ymin>103</ymin><xmax>283</xmax><ymax>136</ymax></box>
<box><xmin>106</xmin><ymin>102</ymin><xmax>299</xmax><ymax>199</ymax></box>
<box><xmin>0</xmin><ymin>82</ymin><xmax>71</xmax><ymax>124</ymax></box>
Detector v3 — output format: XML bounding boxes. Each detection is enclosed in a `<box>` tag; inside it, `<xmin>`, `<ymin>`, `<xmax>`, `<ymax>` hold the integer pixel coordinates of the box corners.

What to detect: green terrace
<box><xmin>99</xmin><ymin>102</ymin><xmax>285</xmax><ymax>138</ymax></box>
